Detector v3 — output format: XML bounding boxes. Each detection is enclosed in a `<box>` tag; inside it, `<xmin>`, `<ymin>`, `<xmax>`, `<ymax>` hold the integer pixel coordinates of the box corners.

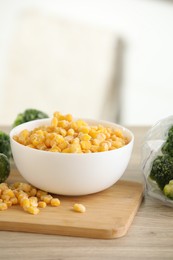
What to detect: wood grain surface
<box><xmin>0</xmin><ymin>169</ymin><xmax>143</xmax><ymax>239</ymax></box>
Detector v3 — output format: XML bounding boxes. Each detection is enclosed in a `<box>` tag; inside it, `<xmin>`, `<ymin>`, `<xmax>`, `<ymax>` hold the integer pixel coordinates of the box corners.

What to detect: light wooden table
<box><xmin>1</xmin><ymin>126</ymin><xmax>173</xmax><ymax>260</ymax></box>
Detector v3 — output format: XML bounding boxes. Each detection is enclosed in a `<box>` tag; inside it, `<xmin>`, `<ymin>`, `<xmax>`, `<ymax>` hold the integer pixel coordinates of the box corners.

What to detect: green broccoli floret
<box><xmin>162</xmin><ymin>126</ymin><xmax>173</xmax><ymax>156</ymax></box>
<box><xmin>12</xmin><ymin>109</ymin><xmax>49</xmax><ymax>128</ymax></box>
<box><xmin>0</xmin><ymin>131</ymin><xmax>12</xmax><ymax>159</ymax></box>
<box><xmin>150</xmin><ymin>154</ymin><xmax>173</xmax><ymax>190</ymax></box>
<box><xmin>0</xmin><ymin>153</ymin><xmax>10</xmax><ymax>182</ymax></box>
<box><xmin>163</xmin><ymin>180</ymin><xmax>173</xmax><ymax>199</ymax></box>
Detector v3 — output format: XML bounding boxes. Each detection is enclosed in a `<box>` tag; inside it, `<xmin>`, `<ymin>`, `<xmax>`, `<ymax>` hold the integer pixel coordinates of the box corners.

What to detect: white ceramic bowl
<box><xmin>10</xmin><ymin>118</ymin><xmax>134</xmax><ymax>196</ymax></box>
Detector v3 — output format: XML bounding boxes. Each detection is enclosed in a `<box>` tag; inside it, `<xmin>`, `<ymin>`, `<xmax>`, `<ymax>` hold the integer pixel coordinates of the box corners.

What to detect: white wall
<box><xmin>0</xmin><ymin>0</ymin><xmax>173</xmax><ymax>125</ymax></box>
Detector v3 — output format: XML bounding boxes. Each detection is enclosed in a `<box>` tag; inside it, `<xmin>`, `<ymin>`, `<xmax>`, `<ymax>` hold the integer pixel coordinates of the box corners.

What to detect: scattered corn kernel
<box><xmin>0</xmin><ymin>181</ymin><xmax>88</xmax><ymax>216</ymax></box>
<box><xmin>38</xmin><ymin>201</ymin><xmax>47</xmax><ymax>208</ymax></box>
<box><xmin>21</xmin><ymin>198</ymin><xmax>30</xmax><ymax>208</ymax></box>
<box><xmin>29</xmin><ymin>197</ymin><xmax>38</xmax><ymax>207</ymax></box>
<box><xmin>3</xmin><ymin>188</ymin><xmax>15</xmax><ymax>198</ymax></box>
<box><xmin>5</xmin><ymin>200</ymin><xmax>12</xmax><ymax>207</ymax></box>
<box><xmin>26</xmin><ymin>206</ymin><xmax>40</xmax><ymax>215</ymax></box>
<box><xmin>50</xmin><ymin>198</ymin><xmax>60</xmax><ymax>207</ymax></box>
<box><xmin>10</xmin><ymin>197</ymin><xmax>18</xmax><ymax>205</ymax></box>
<box><xmin>36</xmin><ymin>190</ymin><xmax>48</xmax><ymax>198</ymax></box>
<box><xmin>30</xmin><ymin>188</ymin><xmax>37</xmax><ymax>197</ymax></box>
<box><xmin>40</xmin><ymin>194</ymin><xmax>53</xmax><ymax>204</ymax></box>
<box><xmin>73</xmin><ymin>203</ymin><xmax>86</xmax><ymax>213</ymax></box>
<box><xmin>0</xmin><ymin>202</ymin><xmax>8</xmax><ymax>211</ymax></box>
<box><xmin>0</xmin><ymin>183</ymin><xmax>8</xmax><ymax>191</ymax></box>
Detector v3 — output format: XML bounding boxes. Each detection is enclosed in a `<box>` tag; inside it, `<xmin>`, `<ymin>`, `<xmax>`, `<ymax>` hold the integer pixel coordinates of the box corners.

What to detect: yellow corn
<box><xmin>29</xmin><ymin>197</ymin><xmax>38</xmax><ymax>207</ymax></box>
<box><xmin>21</xmin><ymin>198</ymin><xmax>30</xmax><ymax>208</ymax></box>
<box><xmin>30</xmin><ymin>188</ymin><xmax>37</xmax><ymax>197</ymax></box>
<box><xmin>4</xmin><ymin>200</ymin><xmax>12</xmax><ymax>207</ymax></box>
<box><xmin>26</xmin><ymin>206</ymin><xmax>40</xmax><ymax>215</ymax></box>
<box><xmin>10</xmin><ymin>197</ymin><xmax>18</xmax><ymax>205</ymax></box>
<box><xmin>98</xmin><ymin>142</ymin><xmax>109</xmax><ymax>152</ymax></box>
<box><xmin>78</xmin><ymin>126</ymin><xmax>90</xmax><ymax>134</ymax></box>
<box><xmin>67</xmin><ymin>128</ymin><xmax>75</xmax><ymax>136</ymax></box>
<box><xmin>38</xmin><ymin>201</ymin><xmax>47</xmax><ymax>208</ymax></box>
<box><xmin>2</xmin><ymin>189</ymin><xmax>15</xmax><ymax>198</ymax></box>
<box><xmin>50</xmin><ymin>198</ymin><xmax>60</xmax><ymax>207</ymax></box>
<box><xmin>36</xmin><ymin>190</ymin><xmax>48</xmax><ymax>198</ymax></box>
<box><xmin>73</xmin><ymin>203</ymin><xmax>86</xmax><ymax>213</ymax></box>
<box><xmin>58</xmin><ymin>141</ymin><xmax>68</xmax><ymax>150</ymax></box>
<box><xmin>1</xmin><ymin>194</ymin><xmax>10</xmax><ymax>201</ymax></box>
<box><xmin>51</xmin><ymin>117</ymin><xmax>58</xmax><ymax>127</ymax></box>
<box><xmin>58</xmin><ymin>120</ymin><xmax>69</xmax><ymax>129</ymax></box>
<box><xmin>18</xmin><ymin>183</ymin><xmax>31</xmax><ymax>193</ymax></box>
<box><xmin>0</xmin><ymin>202</ymin><xmax>8</xmax><ymax>211</ymax></box>
<box><xmin>0</xmin><ymin>183</ymin><xmax>8</xmax><ymax>191</ymax></box>
<box><xmin>80</xmin><ymin>141</ymin><xmax>91</xmax><ymax>150</ymax></box>
<box><xmin>65</xmin><ymin>114</ymin><xmax>73</xmax><ymax>122</ymax></box>
<box><xmin>79</xmin><ymin>133</ymin><xmax>91</xmax><ymax>141</ymax></box>
<box><xmin>40</xmin><ymin>194</ymin><xmax>53</xmax><ymax>204</ymax></box>
<box><xmin>13</xmin><ymin>111</ymin><xmax>129</xmax><ymax>153</ymax></box>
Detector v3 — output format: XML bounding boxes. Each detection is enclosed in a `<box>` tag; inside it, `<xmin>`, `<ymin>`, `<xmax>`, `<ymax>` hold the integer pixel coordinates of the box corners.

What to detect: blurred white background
<box><xmin>0</xmin><ymin>0</ymin><xmax>173</xmax><ymax>125</ymax></box>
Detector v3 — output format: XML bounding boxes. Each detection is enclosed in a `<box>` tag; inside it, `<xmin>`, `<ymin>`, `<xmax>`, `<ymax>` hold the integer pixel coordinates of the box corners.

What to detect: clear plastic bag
<box><xmin>141</xmin><ymin>115</ymin><xmax>173</xmax><ymax>206</ymax></box>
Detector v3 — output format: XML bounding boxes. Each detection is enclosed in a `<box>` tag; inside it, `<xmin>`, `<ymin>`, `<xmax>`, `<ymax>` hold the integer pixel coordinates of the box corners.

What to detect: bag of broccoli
<box><xmin>141</xmin><ymin>115</ymin><xmax>173</xmax><ymax>207</ymax></box>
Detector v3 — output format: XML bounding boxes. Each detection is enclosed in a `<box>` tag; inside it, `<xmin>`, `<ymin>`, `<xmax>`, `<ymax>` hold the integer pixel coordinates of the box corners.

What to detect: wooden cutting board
<box><xmin>0</xmin><ymin>169</ymin><xmax>144</xmax><ymax>239</ymax></box>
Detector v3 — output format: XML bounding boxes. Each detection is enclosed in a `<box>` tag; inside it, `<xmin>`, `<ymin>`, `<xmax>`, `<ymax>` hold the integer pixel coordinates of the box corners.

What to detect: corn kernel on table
<box><xmin>1</xmin><ymin>126</ymin><xmax>173</xmax><ymax>260</ymax></box>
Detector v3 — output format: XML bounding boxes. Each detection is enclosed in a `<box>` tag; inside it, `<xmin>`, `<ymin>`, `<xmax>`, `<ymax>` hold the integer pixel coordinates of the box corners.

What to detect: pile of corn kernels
<box><xmin>13</xmin><ymin>112</ymin><xmax>129</xmax><ymax>153</ymax></box>
<box><xmin>0</xmin><ymin>182</ymin><xmax>61</xmax><ymax>214</ymax></box>
<box><xmin>0</xmin><ymin>182</ymin><xmax>86</xmax><ymax>214</ymax></box>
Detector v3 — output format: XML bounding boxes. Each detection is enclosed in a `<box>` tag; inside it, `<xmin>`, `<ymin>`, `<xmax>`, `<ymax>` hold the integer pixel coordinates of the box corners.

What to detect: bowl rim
<box><xmin>10</xmin><ymin>117</ymin><xmax>134</xmax><ymax>157</ymax></box>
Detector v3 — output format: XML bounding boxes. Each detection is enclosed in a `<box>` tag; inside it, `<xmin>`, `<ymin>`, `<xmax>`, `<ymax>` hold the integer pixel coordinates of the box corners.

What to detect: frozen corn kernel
<box><xmin>36</xmin><ymin>190</ymin><xmax>48</xmax><ymax>198</ymax></box>
<box><xmin>79</xmin><ymin>133</ymin><xmax>91</xmax><ymax>141</ymax></box>
<box><xmin>78</xmin><ymin>126</ymin><xmax>90</xmax><ymax>134</ymax></box>
<box><xmin>19</xmin><ymin>183</ymin><xmax>31</xmax><ymax>193</ymax></box>
<box><xmin>0</xmin><ymin>183</ymin><xmax>8</xmax><ymax>191</ymax></box>
<box><xmin>25</xmin><ymin>206</ymin><xmax>40</xmax><ymax>215</ymax></box>
<box><xmin>0</xmin><ymin>202</ymin><xmax>8</xmax><ymax>211</ymax></box>
<box><xmin>51</xmin><ymin>116</ymin><xmax>58</xmax><ymax>127</ymax></box>
<box><xmin>67</xmin><ymin>128</ymin><xmax>75</xmax><ymax>136</ymax></box>
<box><xmin>1</xmin><ymin>194</ymin><xmax>10</xmax><ymax>201</ymax></box>
<box><xmin>65</xmin><ymin>114</ymin><xmax>73</xmax><ymax>122</ymax></box>
<box><xmin>114</xmin><ymin>129</ymin><xmax>124</xmax><ymax>138</ymax></box>
<box><xmin>38</xmin><ymin>201</ymin><xmax>47</xmax><ymax>208</ymax></box>
<box><xmin>50</xmin><ymin>198</ymin><xmax>60</xmax><ymax>207</ymax></box>
<box><xmin>76</xmin><ymin>120</ymin><xmax>87</xmax><ymax>127</ymax></box>
<box><xmin>40</xmin><ymin>194</ymin><xmax>53</xmax><ymax>204</ymax></box>
<box><xmin>29</xmin><ymin>197</ymin><xmax>38</xmax><ymax>207</ymax></box>
<box><xmin>89</xmin><ymin>129</ymin><xmax>98</xmax><ymax>138</ymax></box>
<box><xmin>68</xmin><ymin>143</ymin><xmax>82</xmax><ymax>153</ymax></box>
<box><xmin>17</xmin><ymin>191</ymin><xmax>28</xmax><ymax>202</ymax></box>
<box><xmin>58</xmin><ymin>120</ymin><xmax>69</xmax><ymax>129</ymax></box>
<box><xmin>58</xmin><ymin>140</ymin><xmax>68</xmax><ymax>150</ymax></box>
<box><xmin>5</xmin><ymin>200</ymin><xmax>12</xmax><ymax>207</ymax></box>
<box><xmin>73</xmin><ymin>203</ymin><xmax>86</xmax><ymax>213</ymax></box>
<box><xmin>71</xmin><ymin>137</ymin><xmax>80</xmax><ymax>144</ymax></box>
<box><xmin>21</xmin><ymin>198</ymin><xmax>30</xmax><ymax>208</ymax></box>
<box><xmin>98</xmin><ymin>142</ymin><xmax>109</xmax><ymax>152</ymax></box>
<box><xmin>10</xmin><ymin>197</ymin><xmax>18</xmax><ymax>205</ymax></box>
<box><xmin>30</xmin><ymin>188</ymin><xmax>37</xmax><ymax>197</ymax></box>
<box><xmin>3</xmin><ymin>188</ymin><xmax>15</xmax><ymax>197</ymax></box>
<box><xmin>10</xmin><ymin>182</ymin><xmax>20</xmax><ymax>189</ymax></box>
<box><xmin>90</xmin><ymin>145</ymin><xmax>99</xmax><ymax>153</ymax></box>
<box><xmin>80</xmin><ymin>141</ymin><xmax>91</xmax><ymax>150</ymax></box>
<box><xmin>50</xmin><ymin>146</ymin><xmax>61</xmax><ymax>152</ymax></box>
<box><xmin>112</xmin><ymin>140</ymin><xmax>124</xmax><ymax>149</ymax></box>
